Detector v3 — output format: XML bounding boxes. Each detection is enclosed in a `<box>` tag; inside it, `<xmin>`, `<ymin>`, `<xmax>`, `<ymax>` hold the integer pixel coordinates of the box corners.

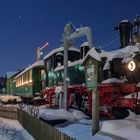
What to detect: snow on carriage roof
<box><xmin>43</xmin><ymin>47</ymin><xmax>80</xmax><ymax>60</ymax></box>
<box><xmin>54</xmin><ymin>59</ymin><xmax>83</xmax><ymax>71</ymax></box>
<box><xmin>15</xmin><ymin>61</ymin><xmax>44</xmax><ymax>78</ymax></box>
<box><xmin>100</xmin><ymin>44</ymin><xmax>140</xmax><ymax>61</ymax></box>
<box><xmin>6</xmin><ymin>71</ymin><xmax>18</xmax><ymax>78</ymax></box>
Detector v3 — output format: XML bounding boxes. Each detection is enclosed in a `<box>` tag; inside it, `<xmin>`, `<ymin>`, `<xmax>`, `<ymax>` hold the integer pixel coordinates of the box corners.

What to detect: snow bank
<box><xmin>101</xmin><ymin>119</ymin><xmax>132</xmax><ymax>132</ymax></box>
<box><xmin>101</xmin><ymin>119</ymin><xmax>140</xmax><ymax>140</ymax></box>
<box><xmin>58</xmin><ymin>114</ymin><xmax>140</xmax><ymax>140</ymax></box>
<box><xmin>56</xmin><ymin>108</ymin><xmax>140</xmax><ymax>140</ymax></box>
<box><xmin>69</xmin><ymin>109</ymin><xmax>88</xmax><ymax>120</ymax></box>
<box><xmin>57</xmin><ymin>120</ymin><xmax>112</xmax><ymax>140</ymax></box>
<box><xmin>0</xmin><ymin>95</ymin><xmax>22</xmax><ymax>103</ymax></box>
<box><xmin>101</xmin><ymin>111</ymin><xmax>140</xmax><ymax>140</ymax></box>
<box><xmin>125</xmin><ymin>110</ymin><xmax>137</xmax><ymax>119</ymax></box>
<box><xmin>39</xmin><ymin>108</ymin><xmax>88</xmax><ymax>121</ymax></box>
<box><xmin>0</xmin><ymin>117</ymin><xmax>34</xmax><ymax>140</ymax></box>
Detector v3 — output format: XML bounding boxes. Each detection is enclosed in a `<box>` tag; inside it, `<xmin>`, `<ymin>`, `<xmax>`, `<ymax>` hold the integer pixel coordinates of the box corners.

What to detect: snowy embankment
<box><xmin>0</xmin><ymin>97</ymin><xmax>140</xmax><ymax>140</ymax></box>
<box><xmin>57</xmin><ymin>110</ymin><xmax>140</xmax><ymax>140</ymax></box>
<box><xmin>0</xmin><ymin>95</ymin><xmax>22</xmax><ymax>103</ymax></box>
<box><xmin>0</xmin><ymin>117</ymin><xmax>34</xmax><ymax>140</ymax></box>
<box><xmin>37</xmin><ymin>106</ymin><xmax>140</xmax><ymax>140</ymax></box>
<box><xmin>16</xmin><ymin>104</ymin><xmax>140</xmax><ymax>140</ymax></box>
<box><xmin>39</xmin><ymin>107</ymin><xmax>89</xmax><ymax>121</ymax></box>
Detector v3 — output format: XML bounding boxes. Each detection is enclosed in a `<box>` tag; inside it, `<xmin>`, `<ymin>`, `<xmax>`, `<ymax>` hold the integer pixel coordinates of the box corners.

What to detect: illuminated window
<box><xmin>41</xmin><ymin>69</ymin><xmax>44</xmax><ymax>79</ymax></box>
<box><xmin>29</xmin><ymin>70</ymin><xmax>32</xmax><ymax>82</ymax></box>
<box><xmin>21</xmin><ymin>75</ymin><xmax>23</xmax><ymax>85</ymax></box>
<box><xmin>25</xmin><ymin>72</ymin><xmax>29</xmax><ymax>83</ymax></box>
<box><xmin>23</xmin><ymin>74</ymin><xmax>26</xmax><ymax>84</ymax></box>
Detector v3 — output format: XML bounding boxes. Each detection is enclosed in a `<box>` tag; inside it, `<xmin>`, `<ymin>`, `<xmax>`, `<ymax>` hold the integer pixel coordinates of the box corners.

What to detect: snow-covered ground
<box><xmin>0</xmin><ymin>95</ymin><xmax>22</xmax><ymax>103</ymax></box>
<box><xmin>57</xmin><ymin>110</ymin><xmax>140</xmax><ymax>140</ymax></box>
<box><xmin>22</xmin><ymin>104</ymin><xmax>140</xmax><ymax>140</ymax></box>
<box><xmin>39</xmin><ymin>108</ymin><xmax>89</xmax><ymax>121</ymax></box>
<box><xmin>0</xmin><ymin>96</ymin><xmax>140</xmax><ymax>140</ymax></box>
<box><xmin>0</xmin><ymin>117</ymin><xmax>34</xmax><ymax>140</ymax></box>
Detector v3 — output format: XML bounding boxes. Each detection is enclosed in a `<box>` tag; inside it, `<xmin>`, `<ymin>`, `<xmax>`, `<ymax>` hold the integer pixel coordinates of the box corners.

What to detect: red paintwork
<box><xmin>41</xmin><ymin>83</ymin><xmax>140</xmax><ymax>118</ymax></box>
<box><xmin>99</xmin><ymin>83</ymin><xmax>140</xmax><ymax>117</ymax></box>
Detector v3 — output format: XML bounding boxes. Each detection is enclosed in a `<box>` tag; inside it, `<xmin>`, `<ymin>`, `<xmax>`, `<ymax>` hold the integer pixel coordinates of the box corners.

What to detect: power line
<box><xmin>101</xmin><ymin>37</ymin><xmax>119</xmax><ymax>49</ymax></box>
<box><xmin>99</xmin><ymin>33</ymin><xmax>119</xmax><ymax>47</ymax></box>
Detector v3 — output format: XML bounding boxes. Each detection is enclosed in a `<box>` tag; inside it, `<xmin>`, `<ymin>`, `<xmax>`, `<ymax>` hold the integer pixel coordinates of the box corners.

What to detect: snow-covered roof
<box><xmin>54</xmin><ymin>59</ymin><xmax>83</xmax><ymax>71</ymax></box>
<box><xmin>15</xmin><ymin>61</ymin><xmax>44</xmax><ymax>79</ymax></box>
<box><xmin>100</xmin><ymin>44</ymin><xmax>140</xmax><ymax>62</ymax></box>
<box><xmin>43</xmin><ymin>47</ymin><xmax>80</xmax><ymax>60</ymax></box>
<box><xmin>83</xmin><ymin>47</ymin><xmax>101</xmax><ymax>63</ymax></box>
<box><xmin>84</xmin><ymin>44</ymin><xmax>140</xmax><ymax>64</ymax></box>
<box><xmin>80</xmin><ymin>42</ymin><xmax>89</xmax><ymax>47</ymax></box>
<box><xmin>6</xmin><ymin>71</ymin><xmax>18</xmax><ymax>79</ymax></box>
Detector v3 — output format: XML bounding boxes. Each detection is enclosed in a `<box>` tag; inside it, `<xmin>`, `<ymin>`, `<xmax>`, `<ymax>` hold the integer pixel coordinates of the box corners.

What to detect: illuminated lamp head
<box><xmin>128</xmin><ymin>61</ymin><xmax>136</xmax><ymax>71</ymax></box>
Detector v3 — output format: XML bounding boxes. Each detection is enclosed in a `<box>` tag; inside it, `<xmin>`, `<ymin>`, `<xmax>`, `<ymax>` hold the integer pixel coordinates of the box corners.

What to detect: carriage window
<box><xmin>21</xmin><ymin>75</ymin><xmax>23</xmax><ymax>85</ymax></box>
<box><xmin>23</xmin><ymin>74</ymin><xmax>26</xmax><ymax>84</ymax></box>
<box><xmin>25</xmin><ymin>72</ymin><xmax>29</xmax><ymax>83</ymax></box>
<box><xmin>41</xmin><ymin>69</ymin><xmax>44</xmax><ymax>79</ymax></box>
<box><xmin>19</xmin><ymin>77</ymin><xmax>21</xmax><ymax>86</ymax></box>
<box><xmin>29</xmin><ymin>70</ymin><xmax>32</xmax><ymax>82</ymax></box>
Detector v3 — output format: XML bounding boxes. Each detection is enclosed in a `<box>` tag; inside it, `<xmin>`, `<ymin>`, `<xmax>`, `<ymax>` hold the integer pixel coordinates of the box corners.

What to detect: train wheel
<box><xmin>112</xmin><ymin>108</ymin><xmax>129</xmax><ymax>119</ymax></box>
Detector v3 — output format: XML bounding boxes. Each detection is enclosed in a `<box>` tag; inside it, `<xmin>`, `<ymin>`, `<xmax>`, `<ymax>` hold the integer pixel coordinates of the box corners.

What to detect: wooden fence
<box><xmin>0</xmin><ymin>106</ymin><xmax>17</xmax><ymax>119</ymax></box>
<box><xmin>17</xmin><ymin>109</ymin><xmax>76</xmax><ymax>140</ymax></box>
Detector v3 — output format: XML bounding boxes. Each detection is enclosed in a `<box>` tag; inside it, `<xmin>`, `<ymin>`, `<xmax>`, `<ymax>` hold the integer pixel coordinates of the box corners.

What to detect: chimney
<box><xmin>115</xmin><ymin>20</ymin><xmax>131</xmax><ymax>48</ymax></box>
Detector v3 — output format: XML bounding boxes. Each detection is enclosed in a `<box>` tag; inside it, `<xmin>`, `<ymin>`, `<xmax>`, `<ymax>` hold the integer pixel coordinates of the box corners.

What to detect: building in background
<box><xmin>0</xmin><ymin>77</ymin><xmax>6</xmax><ymax>94</ymax></box>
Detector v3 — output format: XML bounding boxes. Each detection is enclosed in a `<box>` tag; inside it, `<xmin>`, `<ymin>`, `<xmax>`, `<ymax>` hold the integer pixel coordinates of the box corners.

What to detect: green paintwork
<box><xmin>6</xmin><ymin>76</ymin><xmax>16</xmax><ymax>95</ymax></box>
<box><xmin>84</xmin><ymin>57</ymin><xmax>99</xmax><ymax>90</ymax></box>
<box><xmin>32</xmin><ymin>68</ymin><xmax>42</xmax><ymax>95</ymax></box>
<box><xmin>15</xmin><ymin>67</ymin><xmax>44</xmax><ymax>97</ymax></box>
<box><xmin>46</xmin><ymin>64</ymin><xmax>85</xmax><ymax>87</ymax></box>
<box><xmin>16</xmin><ymin>84</ymin><xmax>32</xmax><ymax>96</ymax></box>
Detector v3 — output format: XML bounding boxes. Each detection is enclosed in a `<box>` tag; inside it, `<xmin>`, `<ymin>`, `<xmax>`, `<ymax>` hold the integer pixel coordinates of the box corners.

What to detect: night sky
<box><xmin>0</xmin><ymin>0</ymin><xmax>140</xmax><ymax>76</ymax></box>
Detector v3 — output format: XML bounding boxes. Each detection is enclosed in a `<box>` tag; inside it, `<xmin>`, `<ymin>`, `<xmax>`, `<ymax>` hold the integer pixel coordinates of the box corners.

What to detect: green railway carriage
<box><xmin>15</xmin><ymin>61</ymin><xmax>45</xmax><ymax>97</ymax></box>
<box><xmin>6</xmin><ymin>71</ymin><xmax>22</xmax><ymax>95</ymax></box>
<box><xmin>6</xmin><ymin>72</ymin><xmax>17</xmax><ymax>95</ymax></box>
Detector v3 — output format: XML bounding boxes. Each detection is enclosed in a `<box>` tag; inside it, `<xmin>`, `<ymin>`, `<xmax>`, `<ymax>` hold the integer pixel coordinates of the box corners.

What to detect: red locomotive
<box><xmin>41</xmin><ymin>17</ymin><xmax>140</xmax><ymax>119</ymax></box>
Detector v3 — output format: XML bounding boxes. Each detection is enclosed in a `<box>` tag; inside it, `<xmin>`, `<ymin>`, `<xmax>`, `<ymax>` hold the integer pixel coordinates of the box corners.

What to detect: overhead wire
<box><xmin>97</xmin><ymin>33</ymin><xmax>120</xmax><ymax>51</ymax></box>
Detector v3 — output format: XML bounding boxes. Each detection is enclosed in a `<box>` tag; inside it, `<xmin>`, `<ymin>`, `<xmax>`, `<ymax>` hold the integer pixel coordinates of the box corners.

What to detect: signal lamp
<box><xmin>128</xmin><ymin>61</ymin><xmax>136</xmax><ymax>71</ymax></box>
<box><xmin>40</xmin><ymin>50</ymin><xmax>43</xmax><ymax>55</ymax></box>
